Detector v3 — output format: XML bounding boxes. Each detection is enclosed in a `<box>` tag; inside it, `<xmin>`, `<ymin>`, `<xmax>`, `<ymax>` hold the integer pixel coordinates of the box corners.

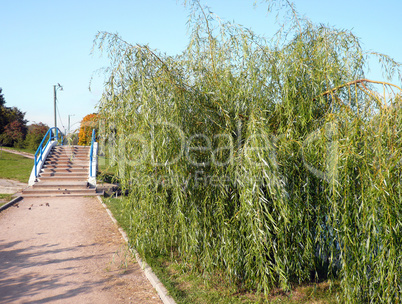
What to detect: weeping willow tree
<box><xmin>93</xmin><ymin>1</ymin><xmax>402</xmax><ymax>302</ymax></box>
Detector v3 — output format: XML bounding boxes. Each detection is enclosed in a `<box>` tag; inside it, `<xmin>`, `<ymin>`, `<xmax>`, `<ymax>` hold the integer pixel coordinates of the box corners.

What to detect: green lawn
<box><xmin>104</xmin><ymin>196</ymin><xmax>339</xmax><ymax>304</ymax></box>
<box><xmin>0</xmin><ymin>151</ymin><xmax>33</xmax><ymax>183</ymax></box>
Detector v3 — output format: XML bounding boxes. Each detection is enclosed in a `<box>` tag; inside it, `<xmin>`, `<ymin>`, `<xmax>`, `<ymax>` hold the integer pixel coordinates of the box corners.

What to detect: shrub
<box><xmin>94</xmin><ymin>1</ymin><xmax>402</xmax><ymax>302</ymax></box>
<box><xmin>24</xmin><ymin>122</ymin><xmax>49</xmax><ymax>151</ymax></box>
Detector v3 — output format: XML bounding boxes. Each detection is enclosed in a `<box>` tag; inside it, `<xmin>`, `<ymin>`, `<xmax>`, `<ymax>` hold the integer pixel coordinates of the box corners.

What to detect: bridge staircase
<box><xmin>22</xmin><ymin>128</ymin><xmax>101</xmax><ymax>198</ymax></box>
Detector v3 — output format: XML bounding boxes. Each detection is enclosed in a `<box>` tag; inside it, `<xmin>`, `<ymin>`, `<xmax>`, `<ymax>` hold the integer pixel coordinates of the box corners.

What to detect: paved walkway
<box><xmin>0</xmin><ymin>179</ymin><xmax>27</xmax><ymax>195</ymax></box>
<box><xmin>0</xmin><ymin>196</ymin><xmax>162</xmax><ymax>304</ymax></box>
<box><xmin>0</xmin><ymin>148</ymin><xmax>35</xmax><ymax>159</ymax></box>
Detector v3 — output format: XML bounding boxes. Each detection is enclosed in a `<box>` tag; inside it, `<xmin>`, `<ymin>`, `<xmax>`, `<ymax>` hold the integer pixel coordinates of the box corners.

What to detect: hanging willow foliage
<box><xmin>93</xmin><ymin>1</ymin><xmax>402</xmax><ymax>302</ymax></box>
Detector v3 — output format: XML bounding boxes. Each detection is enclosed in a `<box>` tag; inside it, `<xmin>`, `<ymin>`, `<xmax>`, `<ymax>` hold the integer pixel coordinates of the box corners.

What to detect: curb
<box><xmin>96</xmin><ymin>196</ymin><xmax>176</xmax><ymax>304</ymax></box>
<box><xmin>0</xmin><ymin>196</ymin><xmax>23</xmax><ymax>212</ymax></box>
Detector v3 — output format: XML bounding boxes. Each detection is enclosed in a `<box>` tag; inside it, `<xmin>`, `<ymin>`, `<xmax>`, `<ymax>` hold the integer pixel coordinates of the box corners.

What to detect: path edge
<box><xmin>1</xmin><ymin>148</ymin><xmax>35</xmax><ymax>159</ymax></box>
<box><xmin>0</xmin><ymin>196</ymin><xmax>23</xmax><ymax>212</ymax></box>
<box><xmin>96</xmin><ymin>195</ymin><xmax>177</xmax><ymax>304</ymax></box>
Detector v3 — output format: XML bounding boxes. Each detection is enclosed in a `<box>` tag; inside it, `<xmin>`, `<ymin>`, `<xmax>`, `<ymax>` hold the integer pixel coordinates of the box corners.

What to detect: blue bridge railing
<box><xmin>89</xmin><ymin>129</ymin><xmax>96</xmax><ymax>177</ymax></box>
<box><xmin>34</xmin><ymin>127</ymin><xmax>63</xmax><ymax>178</ymax></box>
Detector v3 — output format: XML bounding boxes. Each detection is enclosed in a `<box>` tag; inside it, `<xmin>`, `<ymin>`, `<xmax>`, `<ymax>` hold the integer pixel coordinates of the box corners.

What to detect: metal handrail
<box><xmin>89</xmin><ymin>129</ymin><xmax>96</xmax><ymax>177</ymax></box>
<box><xmin>34</xmin><ymin>127</ymin><xmax>63</xmax><ymax>178</ymax></box>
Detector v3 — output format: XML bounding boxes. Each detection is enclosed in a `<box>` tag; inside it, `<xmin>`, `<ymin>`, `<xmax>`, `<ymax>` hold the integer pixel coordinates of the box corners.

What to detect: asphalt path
<box><xmin>0</xmin><ymin>148</ymin><xmax>35</xmax><ymax>159</ymax></box>
<box><xmin>0</xmin><ymin>196</ymin><xmax>162</xmax><ymax>303</ymax></box>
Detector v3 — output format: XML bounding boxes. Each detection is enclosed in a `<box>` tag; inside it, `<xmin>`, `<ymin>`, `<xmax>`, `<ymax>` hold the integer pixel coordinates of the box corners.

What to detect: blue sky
<box><xmin>1</xmin><ymin>0</ymin><xmax>401</xmax><ymax>132</ymax></box>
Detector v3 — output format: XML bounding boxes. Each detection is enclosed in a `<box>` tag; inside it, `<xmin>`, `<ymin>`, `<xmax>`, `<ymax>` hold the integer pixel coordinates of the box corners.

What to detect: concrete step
<box><xmin>50</xmin><ymin>151</ymin><xmax>89</xmax><ymax>155</ymax></box>
<box><xmin>46</xmin><ymin>156</ymin><xmax>89</xmax><ymax>161</ymax></box>
<box><xmin>47</xmin><ymin>153</ymin><xmax>88</xmax><ymax>157</ymax></box>
<box><xmin>40</xmin><ymin>172</ymin><xmax>88</xmax><ymax>177</ymax></box>
<box><xmin>47</xmin><ymin>157</ymin><xmax>89</xmax><ymax>161</ymax></box>
<box><xmin>49</xmin><ymin>151</ymin><xmax>88</xmax><ymax>155</ymax></box>
<box><xmin>32</xmin><ymin>185</ymin><xmax>90</xmax><ymax>191</ymax></box>
<box><xmin>33</xmin><ymin>182</ymin><xmax>90</xmax><ymax>190</ymax></box>
<box><xmin>50</xmin><ymin>151</ymin><xmax>88</xmax><ymax>155</ymax></box>
<box><xmin>49</xmin><ymin>153</ymin><xmax>87</xmax><ymax>158</ymax></box>
<box><xmin>41</xmin><ymin>168</ymin><xmax>88</xmax><ymax>174</ymax></box>
<box><xmin>23</xmin><ymin>188</ymin><xmax>96</xmax><ymax>195</ymax></box>
<box><xmin>44</xmin><ymin>160</ymin><xmax>87</xmax><ymax>165</ymax></box>
<box><xmin>51</xmin><ymin>148</ymin><xmax>89</xmax><ymax>152</ymax></box>
<box><xmin>53</xmin><ymin>147</ymin><xmax>90</xmax><ymax>151</ymax></box>
<box><xmin>42</xmin><ymin>165</ymin><xmax>89</xmax><ymax>170</ymax></box>
<box><xmin>33</xmin><ymin>180</ymin><xmax>88</xmax><ymax>185</ymax></box>
<box><xmin>27</xmin><ymin>144</ymin><xmax>99</xmax><ymax>197</ymax></box>
<box><xmin>49</xmin><ymin>149</ymin><xmax>88</xmax><ymax>153</ymax></box>
<box><xmin>21</xmin><ymin>189</ymin><xmax>102</xmax><ymax>197</ymax></box>
<box><xmin>50</xmin><ymin>150</ymin><xmax>90</xmax><ymax>156</ymax></box>
<box><xmin>38</xmin><ymin>176</ymin><xmax>88</xmax><ymax>182</ymax></box>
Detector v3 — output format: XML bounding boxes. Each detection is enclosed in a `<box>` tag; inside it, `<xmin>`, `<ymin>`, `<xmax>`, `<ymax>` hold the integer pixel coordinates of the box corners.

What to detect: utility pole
<box><xmin>53</xmin><ymin>83</ymin><xmax>63</xmax><ymax>131</ymax></box>
<box><xmin>53</xmin><ymin>85</ymin><xmax>57</xmax><ymax>129</ymax></box>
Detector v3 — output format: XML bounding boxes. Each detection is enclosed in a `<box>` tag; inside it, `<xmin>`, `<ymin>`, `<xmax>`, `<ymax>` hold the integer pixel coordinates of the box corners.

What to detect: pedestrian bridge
<box><xmin>22</xmin><ymin>127</ymin><xmax>101</xmax><ymax>197</ymax></box>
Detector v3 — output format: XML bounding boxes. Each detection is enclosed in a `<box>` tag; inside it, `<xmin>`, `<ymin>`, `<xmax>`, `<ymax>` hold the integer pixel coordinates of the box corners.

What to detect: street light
<box><xmin>68</xmin><ymin>114</ymin><xmax>75</xmax><ymax>134</ymax></box>
<box><xmin>54</xmin><ymin>83</ymin><xmax>63</xmax><ymax>130</ymax></box>
<box><xmin>69</xmin><ymin>121</ymin><xmax>81</xmax><ymax>133</ymax></box>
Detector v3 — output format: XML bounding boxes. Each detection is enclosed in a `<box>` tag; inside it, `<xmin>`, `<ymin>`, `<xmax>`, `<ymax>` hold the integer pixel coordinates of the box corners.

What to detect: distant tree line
<box><xmin>0</xmin><ymin>87</ymin><xmax>49</xmax><ymax>151</ymax></box>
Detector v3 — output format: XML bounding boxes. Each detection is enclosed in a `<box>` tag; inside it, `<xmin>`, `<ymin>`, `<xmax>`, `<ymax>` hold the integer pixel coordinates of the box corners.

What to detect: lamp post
<box><xmin>53</xmin><ymin>83</ymin><xmax>63</xmax><ymax>130</ymax></box>
<box><xmin>68</xmin><ymin>114</ymin><xmax>75</xmax><ymax>134</ymax></box>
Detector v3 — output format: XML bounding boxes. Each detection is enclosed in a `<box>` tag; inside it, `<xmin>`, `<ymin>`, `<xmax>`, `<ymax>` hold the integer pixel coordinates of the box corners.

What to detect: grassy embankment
<box><xmin>0</xmin><ymin>150</ymin><xmax>33</xmax><ymax>206</ymax></box>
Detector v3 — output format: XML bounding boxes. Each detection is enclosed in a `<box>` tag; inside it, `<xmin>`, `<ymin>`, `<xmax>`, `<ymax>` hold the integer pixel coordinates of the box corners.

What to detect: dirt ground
<box><xmin>0</xmin><ymin>196</ymin><xmax>163</xmax><ymax>304</ymax></box>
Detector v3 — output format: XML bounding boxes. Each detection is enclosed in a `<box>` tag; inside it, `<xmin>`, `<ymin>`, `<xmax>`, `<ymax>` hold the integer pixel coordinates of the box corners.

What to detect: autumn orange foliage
<box><xmin>78</xmin><ymin>113</ymin><xmax>99</xmax><ymax>145</ymax></box>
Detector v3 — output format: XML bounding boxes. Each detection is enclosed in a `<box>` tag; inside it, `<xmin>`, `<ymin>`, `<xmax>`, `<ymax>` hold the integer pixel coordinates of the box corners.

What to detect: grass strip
<box><xmin>0</xmin><ymin>194</ymin><xmax>13</xmax><ymax>203</ymax></box>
